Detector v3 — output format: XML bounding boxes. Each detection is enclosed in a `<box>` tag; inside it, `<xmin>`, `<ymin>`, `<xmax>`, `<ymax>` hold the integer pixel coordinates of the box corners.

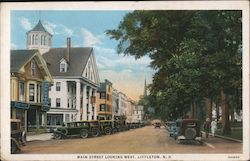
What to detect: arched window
<box><xmin>35</xmin><ymin>35</ymin><xmax>38</xmax><ymax>45</ymax></box>
<box><xmin>44</xmin><ymin>36</ymin><xmax>46</xmax><ymax>45</ymax></box>
<box><xmin>32</xmin><ymin>35</ymin><xmax>35</xmax><ymax>45</ymax></box>
<box><xmin>41</xmin><ymin>35</ymin><xmax>43</xmax><ymax>45</ymax></box>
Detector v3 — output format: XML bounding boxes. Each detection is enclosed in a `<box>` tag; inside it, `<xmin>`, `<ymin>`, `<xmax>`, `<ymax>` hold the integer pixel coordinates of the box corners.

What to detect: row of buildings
<box><xmin>10</xmin><ymin>20</ymin><xmax>144</xmax><ymax>133</ymax></box>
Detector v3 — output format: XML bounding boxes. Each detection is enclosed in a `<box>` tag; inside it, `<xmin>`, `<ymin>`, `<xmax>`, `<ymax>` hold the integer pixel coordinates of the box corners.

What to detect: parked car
<box><xmin>154</xmin><ymin>122</ymin><xmax>161</xmax><ymax>128</ymax></box>
<box><xmin>53</xmin><ymin>121</ymin><xmax>100</xmax><ymax>139</ymax></box>
<box><xmin>99</xmin><ymin>120</ymin><xmax>113</xmax><ymax>135</ymax></box>
<box><xmin>175</xmin><ymin>119</ymin><xmax>202</xmax><ymax>144</ymax></box>
<box><xmin>11</xmin><ymin>119</ymin><xmax>26</xmax><ymax>154</ymax></box>
<box><xmin>168</xmin><ymin>121</ymin><xmax>177</xmax><ymax>137</ymax></box>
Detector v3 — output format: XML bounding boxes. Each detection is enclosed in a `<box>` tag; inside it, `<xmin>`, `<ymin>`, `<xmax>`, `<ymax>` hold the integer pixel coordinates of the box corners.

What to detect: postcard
<box><xmin>0</xmin><ymin>1</ymin><xmax>249</xmax><ymax>161</ymax></box>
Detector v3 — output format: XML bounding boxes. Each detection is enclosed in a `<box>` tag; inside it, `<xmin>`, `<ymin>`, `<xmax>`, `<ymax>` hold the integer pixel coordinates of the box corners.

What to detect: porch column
<box><xmin>76</xmin><ymin>81</ymin><xmax>81</xmax><ymax>121</ymax></box>
<box><xmin>93</xmin><ymin>89</ymin><xmax>97</xmax><ymax>120</ymax></box>
<box><xmin>82</xmin><ymin>85</ymin><xmax>87</xmax><ymax>120</ymax></box>
<box><xmin>36</xmin><ymin>109</ymin><xmax>40</xmax><ymax>131</ymax></box>
<box><xmin>12</xmin><ymin>108</ymin><xmax>17</xmax><ymax>119</ymax></box>
<box><xmin>89</xmin><ymin>88</ymin><xmax>93</xmax><ymax>120</ymax></box>
<box><xmin>24</xmin><ymin>110</ymin><xmax>28</xmax><ymax>133</ymax></box>
<box><xmin>44</xmin><ymin>112</ymin><xmax>47</xmax><ymax>129</ymax></box>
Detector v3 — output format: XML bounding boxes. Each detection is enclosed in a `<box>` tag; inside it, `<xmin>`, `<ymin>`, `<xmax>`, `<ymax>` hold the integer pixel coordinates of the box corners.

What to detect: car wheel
<box><xmin>80</xmin><ymin>129</ymin><xmax>89</xmax><ymax>138</ymax></box>
<box><xmin>11</xmin><ymin>139</ymin><xmax>20</xmax><ymax>154</ymax></box>
<box><xmin>54</xmin><ymin>133</ymin><xmax>62</xmax><ymax>140</ymax></box>
<box><xmin>104</xmin><ymin>127</ymin><xmax>112</xmax><ymax>135</ymax></box>
<box><xmin>91</xmin><ymin>128</ymin><xmax>100</xmax><ymax>137</ymax></box>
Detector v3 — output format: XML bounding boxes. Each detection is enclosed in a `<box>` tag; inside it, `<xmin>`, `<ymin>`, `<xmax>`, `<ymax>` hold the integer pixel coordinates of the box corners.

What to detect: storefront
<box><xmin>11</xmin><ymin>101</ymin><xmax>29</xmax><ymax>132</ymax></box>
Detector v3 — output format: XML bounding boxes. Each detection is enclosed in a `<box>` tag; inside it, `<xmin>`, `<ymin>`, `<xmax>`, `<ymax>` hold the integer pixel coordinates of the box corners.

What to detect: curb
<box><xmin>201</xmin><ymin>131</ymin><xmax>242</xmax><ymax>143</ymax></box>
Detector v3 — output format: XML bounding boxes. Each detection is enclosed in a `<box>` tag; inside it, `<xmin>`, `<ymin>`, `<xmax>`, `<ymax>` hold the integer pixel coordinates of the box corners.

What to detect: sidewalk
<box><xmin>27</xmin><ymin>133</ymin><xmax>53</xmax><ymax>141</ymax></box>
<box><xmin>201</xmin><ymin>131</ymin><xmax>242</xmax><ymax>143</ymax></box>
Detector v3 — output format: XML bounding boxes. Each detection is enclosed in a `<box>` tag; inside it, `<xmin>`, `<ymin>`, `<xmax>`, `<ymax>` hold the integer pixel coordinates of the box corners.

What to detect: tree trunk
<box><xmin>221</xmin><ymin>87</ymin><xmax>231</xmax><ymax>134</ymax></box>
<box><xmin>191</xmin><ymin>101</ymin><xmax>197</xmax><ymax>119</ymax></box>
<box><xmin>215</xmin><ymin>102</ymin><xmax>220</xmax><ymax>122</ymax></box>
<box><xmin>205</xmin><ymin>97</ymin><xmax>212</xmax><ymax>122</ymax></box>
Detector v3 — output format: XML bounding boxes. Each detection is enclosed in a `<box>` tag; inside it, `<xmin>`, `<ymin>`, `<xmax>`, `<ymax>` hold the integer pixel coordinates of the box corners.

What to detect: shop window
<box><xmin>29</xmin><ymin>83</ymin><xmax>34</xmax><ymax>102</ymax></box>
<box><xmin>65</xmin><ymin>114</ymin><xmax>69</xmax><ymax>122</ymax></box>
<box><xmin>56</xmin><ymin>98</ymin><xmax>60</xmax><ymax>107</ymax></box>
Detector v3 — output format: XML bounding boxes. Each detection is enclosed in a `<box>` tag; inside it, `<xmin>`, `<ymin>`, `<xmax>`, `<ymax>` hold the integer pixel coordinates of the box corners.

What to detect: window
<box><xmin>29</xmin><ymin>83</ymin><xmax>34</xmax><ymax>102</ymax></box>
<box><xmin>56</xmin><ymin>98</ymin><xmax>60</xmax><ymax>107</ymax></box>
<box><xmin>48</xmin><ymin>98</ymin><xmax>51</xmax><ymax>106</ymax></box>
<box><xmin>65</xmin><ymin>114</ymin><xmax>70</xmax><ymax>122</ymax></box>
<box><xmin>100</xmin><ymin>104</ymin><xmax>106</xmax><ymax>111</ymax></box>
<box><xmin>41</xmin><ymin>35</ymin><xmax>43</xmax><ymax>45</ymax></box>
<box><xmin>35</xmin><ymin>34</ymin><xmax>38</xmax><ymax>44</ymax></box>
<box><xmin>44</xmin><ymin>36</ymin><xmax>46</xmax><ymax>45</ymax></box>
<box><xmin>60</xmin><ymin>63</ymin><xmax>66</xmax><ymax>72</ymax></box>
<box><xmin>32</xmin><ymin>35</ymin><xmax>35</xmax><ymax>45</ymax></box>
<box><xmin>19</xmin><ymin>81</ymin><xmax>25</xmax><ymax>101</ymax></box>
<box><xmin>37</xmin><ymin>84</ymin><xmax>40</xmax><ymax>103</ymax></box>
<box><xmin>100</xmin><ymin>92</ymin><xmax>106</xmax><ymax>99</ymax></box>
<box><xmin>67</xmin><ymin>99</ymin><xmax>70</xmax><ymax>108</ymax></box>
<box><xmin>31</xmin><ymin>59</ymin><xmax>36</xmax><ymax>76</ymax></box>
<box><xmin>56</xmin><ymin>82</ymin><xmax>61</xmax><ymax>91</ymax></box>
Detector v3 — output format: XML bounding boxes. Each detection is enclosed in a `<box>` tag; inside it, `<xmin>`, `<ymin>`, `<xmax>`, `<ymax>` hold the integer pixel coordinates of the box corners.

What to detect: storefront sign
<box><xmin>42</xmin><ymin>81</ymin><xmax>50</xmax><ymax>111</ymax></box>
<box><xmin>11</xmin><ymin>101</ymin><xmax>30</xmax><ymax>110</ymax></box>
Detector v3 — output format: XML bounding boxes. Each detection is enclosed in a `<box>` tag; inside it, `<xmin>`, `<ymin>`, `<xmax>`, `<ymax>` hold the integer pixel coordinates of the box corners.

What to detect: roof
<box><xmin>27</xmin><ymin>20</ymin><xmax>52</xmax><ymax>36</ymax></box>
<box><xmin>11</xmin><ymin>50</ymin><xmax>38</xmax><ymax>72</ymax></box>
<box><xmin>42</xmin><ymin>47</ymin><xmax>92</xmax><ymax>77</ymax></box>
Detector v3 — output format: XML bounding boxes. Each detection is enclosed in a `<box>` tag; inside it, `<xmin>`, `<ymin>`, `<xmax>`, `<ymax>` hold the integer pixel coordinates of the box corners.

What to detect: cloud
<box><xmin>19</xmin><ymin>17</ymin><xmax>32</xmax><ymax>30</ymax></box>
<box><xmin>11</xmin><ymin>43</ymin><xmax>18</xmax><ymax>49</ymax></box>
<box><xmin>81</xmin><ymin>28</ymin><xmax>102</xmax><ymax>47</ymax></box>
<box><xmin>61</xmin><ymin>25</ymin><xmax>73</xmax><ymax>37</ymax></box>
<box><xmin>44</xmin><ymin>21</ymin><xmax>57</xmax><ymax>35</ymax></box>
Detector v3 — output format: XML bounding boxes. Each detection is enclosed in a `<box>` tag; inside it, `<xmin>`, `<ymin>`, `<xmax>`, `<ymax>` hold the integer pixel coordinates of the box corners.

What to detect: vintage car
<box><xmin>154</xmin><ymin>122</ymin><xmax>161</xmax><ymax>128</ymax></box>
<box><xmin>175</xmin><ymin>119</ymin><xmax>202</xmax><ymax>144</ymax></box>
<box><xmin>53</xmin><ymin>121</ymin><xmax>100</xmax><ymax>139</ymax></box>
<box><xmin>99</xmin><ymin>120</ymin><xmax>113</xmax><ymax>135</ymax></box>
<box><xmin>113</xmin><ymin>115</ymin><xmax>128</xmax><ymax>132</ymax></box>
<box><xmin>11</xmin><ymin>119</ymin><xmax>26</xmax><ymax>154</ymax></box>
<box><xmin>167</xmin><ymin>121</ymin><xmax>177</xmax><ymax>137</ymax></box>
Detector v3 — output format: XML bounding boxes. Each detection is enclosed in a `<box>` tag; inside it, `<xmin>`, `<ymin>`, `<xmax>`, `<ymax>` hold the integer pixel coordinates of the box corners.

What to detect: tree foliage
<box><xmin>106</xmin><ymin>10</ymin><xmax>242</xmax><ymax>134</ymax></box>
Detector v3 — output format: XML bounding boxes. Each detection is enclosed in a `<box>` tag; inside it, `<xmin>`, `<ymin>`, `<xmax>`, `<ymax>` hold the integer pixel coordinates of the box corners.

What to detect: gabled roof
<box><xmin>27</xmin><ymin>20</ymin><xmax>52</xmax><ymax>36</ymax></box>
<box><xmin>42</xmin><ymin>47</ymin><xmax>92</xmax><ymax>77</ymax></box>
<box><xmin>11</xmin><ymin>50</ymin><xmax>38</xmax><ymax>72</ymax></box>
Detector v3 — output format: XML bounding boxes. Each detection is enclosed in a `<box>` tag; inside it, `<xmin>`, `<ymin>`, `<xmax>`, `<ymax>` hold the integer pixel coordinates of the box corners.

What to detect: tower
<box><xmin>144</xmin><ymin>79</ymin><xmax>147</xmax><ymax>97</ymax></box>
<box><xmin>26</xmin><ymin>20</ymin><xmax>52</xmax><ymax>54</ymax></box>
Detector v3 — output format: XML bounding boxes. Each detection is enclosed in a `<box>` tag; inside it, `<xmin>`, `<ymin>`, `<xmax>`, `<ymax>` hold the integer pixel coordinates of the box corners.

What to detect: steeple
<box><xmin>144</xmin><ymin>78</ymin><xmax>147</xmax><ymax>97</ymax></box>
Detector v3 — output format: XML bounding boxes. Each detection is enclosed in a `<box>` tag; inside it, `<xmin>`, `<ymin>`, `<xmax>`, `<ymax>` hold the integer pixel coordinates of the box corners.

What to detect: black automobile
<box><xmin>175</xmin><ymin>119</ymin><xmax>202</xmax><ymax>144</ymax></box>
<box><xmin>11</xmin><ymin>119</ymin><xmax>26</xmax><ymax>154</ymax></box>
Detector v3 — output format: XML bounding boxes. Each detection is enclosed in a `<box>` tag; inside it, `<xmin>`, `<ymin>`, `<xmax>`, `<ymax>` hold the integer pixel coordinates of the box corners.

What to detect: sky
<box><xmin>11</xmin><ymin>11</ymin><xmax>155</xmax><ymax>101</ymax></box>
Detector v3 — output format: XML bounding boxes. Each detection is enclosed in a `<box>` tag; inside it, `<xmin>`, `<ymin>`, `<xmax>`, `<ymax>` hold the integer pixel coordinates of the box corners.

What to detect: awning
<box><xmin>11</xmin><ymin>101</ymin><xmax>30</xmax><ymax>110</ymax></box>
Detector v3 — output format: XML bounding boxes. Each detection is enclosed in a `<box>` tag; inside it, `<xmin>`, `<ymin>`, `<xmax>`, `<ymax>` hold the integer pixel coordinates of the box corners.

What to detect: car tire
<box><xmin>91</xmin><ymin>128</ymin><xmax>100</xmax><ymax>137</ymax></box>
<box><xmin>61</xmin><ymin>129</ymin><xmax>68</xmax><ymax>136</ymax></box>
<box><xmin>54</xmin><ymin>133</ymin><xmax>62</xmax><ymax>140</ymax></box>
<box><xmin>104</xmin><ymin>127</ymin><xmax>112</xmax><ymax>135</ymax></box>
<box><xmin>11</xmin><ymin>138</ymin><xmax>20</xmax><ymax>154</ymax></box>
<box><xmin>80</xmin><ymin>129</ymin><xmax>89</xmax><ymax>138</ymax></box>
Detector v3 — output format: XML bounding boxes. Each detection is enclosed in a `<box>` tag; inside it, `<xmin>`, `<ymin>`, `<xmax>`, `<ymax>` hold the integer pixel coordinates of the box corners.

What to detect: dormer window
<box><xmin>60</xmin><ymin>58</ymin><xmax>67</xmax><ymax>73</ymax></box>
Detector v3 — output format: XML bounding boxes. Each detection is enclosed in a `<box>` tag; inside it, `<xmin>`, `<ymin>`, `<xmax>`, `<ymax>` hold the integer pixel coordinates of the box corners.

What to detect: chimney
<box><xmin>66</xmin><ymin>37</ymin><xmax>71</xmax><ymax>62</ymax></box>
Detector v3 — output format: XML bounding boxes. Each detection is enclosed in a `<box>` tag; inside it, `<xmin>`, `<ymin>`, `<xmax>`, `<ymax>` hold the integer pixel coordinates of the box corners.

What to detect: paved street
<box><xmin>22</xmin><ymin>126</ymin><xmax>242</xmax><ymax>154</ymax></box>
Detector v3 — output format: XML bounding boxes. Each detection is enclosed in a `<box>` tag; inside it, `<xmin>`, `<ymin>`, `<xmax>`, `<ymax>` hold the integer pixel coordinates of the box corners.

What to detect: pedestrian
<box><xmin>204</xmin><ymin>118</ymin><xmax>210</xmax><ymax>138</ymax></box>
<box><xmin>211</xmin><ymin>119</ymin><xmax>217</xmax><ymax>136</ymax></box>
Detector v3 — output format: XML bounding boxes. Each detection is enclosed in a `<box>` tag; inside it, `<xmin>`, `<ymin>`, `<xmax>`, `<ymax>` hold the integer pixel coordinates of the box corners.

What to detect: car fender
<box><xmin>11</xmin><ymin>137</ymin><xmax>21</xmax><ymax>151</ymax></box>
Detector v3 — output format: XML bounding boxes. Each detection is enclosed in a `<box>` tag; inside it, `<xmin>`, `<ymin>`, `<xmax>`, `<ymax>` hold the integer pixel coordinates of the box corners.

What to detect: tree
<box><xmin>106</xmin><ymin>10</ymin><xmax>242</xmax><ymax>134</ymax></box>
